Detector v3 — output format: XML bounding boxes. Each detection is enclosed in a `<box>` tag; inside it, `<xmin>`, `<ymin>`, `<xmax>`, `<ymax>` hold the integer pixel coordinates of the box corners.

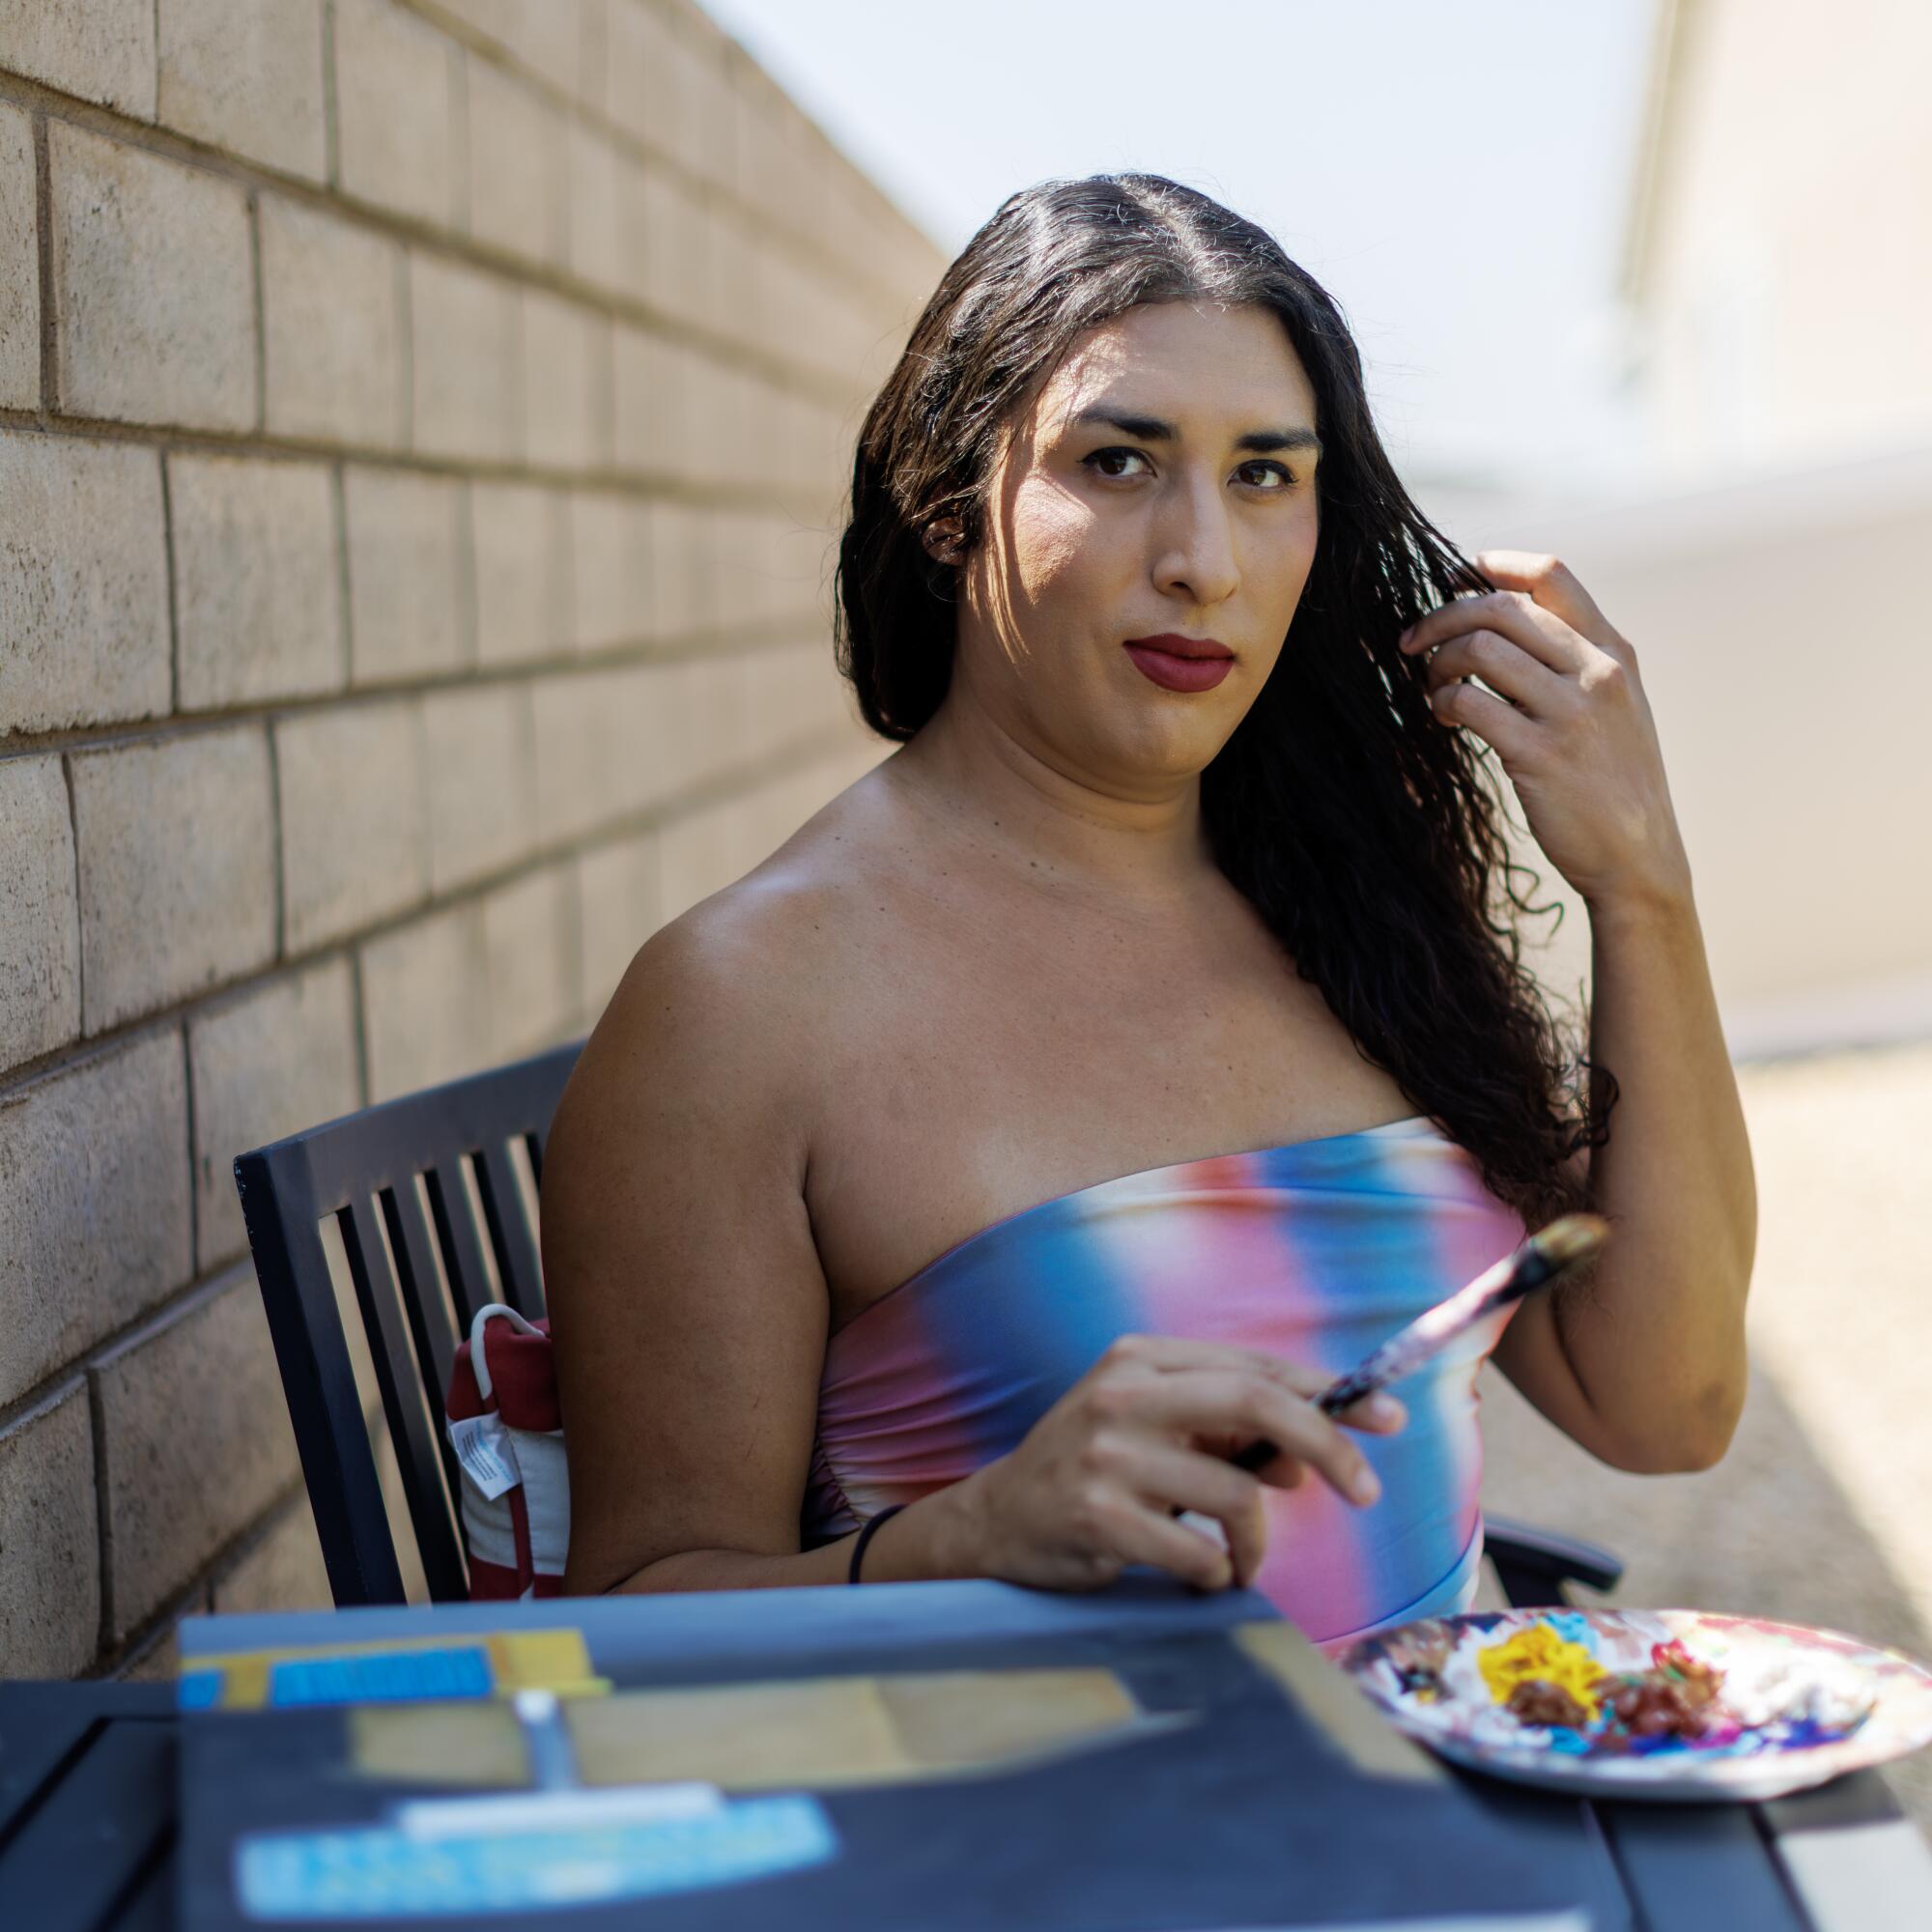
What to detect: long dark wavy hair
<box><xmin>833</xmin><ymin>174</ymin><xmax>1612</xmax><ymax>1229</ymax></box>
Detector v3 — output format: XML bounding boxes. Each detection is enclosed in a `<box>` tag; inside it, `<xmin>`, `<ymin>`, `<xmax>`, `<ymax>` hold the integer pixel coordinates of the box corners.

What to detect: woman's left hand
<box><xmin>1398</xmin><ymin>551</ymin><xmax>1693</xmax><ymax>912</ymax></box>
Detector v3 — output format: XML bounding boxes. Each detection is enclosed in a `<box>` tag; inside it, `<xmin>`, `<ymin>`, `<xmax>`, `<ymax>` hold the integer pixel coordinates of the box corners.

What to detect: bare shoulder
<box><xmin>565</xmin><ymin>770</ymin><xmax>894</xmax><ymax>1141</ymax></box>
<box><xmin>543</xmin><ymin>867</ymin><xmax>832</xmax><ymax>1218</ymax></box>
<box><xmin>594</xmin><ymin>879</ymin><xmax>833</xmax><ymax>1098</ymax></box>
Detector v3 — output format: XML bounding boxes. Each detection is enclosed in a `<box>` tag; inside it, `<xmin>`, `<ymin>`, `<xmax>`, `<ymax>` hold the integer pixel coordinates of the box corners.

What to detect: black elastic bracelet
<box><xmin>847</xmin><ymin>1503</ymin><xmax>907</xmax><ymax>1584</ymax></box>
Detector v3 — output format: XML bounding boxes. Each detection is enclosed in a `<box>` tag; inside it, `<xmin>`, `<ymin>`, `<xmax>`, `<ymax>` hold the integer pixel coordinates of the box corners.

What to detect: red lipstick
<box><xmin>1122</xmin><ymin>633</ymin><xmax>1235</xmax><ymax>694</ymax></box>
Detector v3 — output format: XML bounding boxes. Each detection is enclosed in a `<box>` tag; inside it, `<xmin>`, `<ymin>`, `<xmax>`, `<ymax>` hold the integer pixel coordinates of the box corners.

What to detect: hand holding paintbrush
<box><xmin>936</xmin><ymin>1216</ymin><xmax>1609</xmax><ymax>1596</ymax></box>
<box><xmin>1229</xmin><ymin>1213</ymin><xmax>1608</xmax><ymax>1475</ymax></box>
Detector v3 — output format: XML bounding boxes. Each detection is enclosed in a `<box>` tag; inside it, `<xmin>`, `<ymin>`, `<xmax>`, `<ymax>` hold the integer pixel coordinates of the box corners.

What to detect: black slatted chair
<box><xmin>236</xmin><ymin>1042</ymin><xmax>577</xmax><ymax>1609</ymax></box>
<box><xmin>236</xmin><ymin>1041</ymin><xmax>1623</xmax><ymax>1611</ymax></box>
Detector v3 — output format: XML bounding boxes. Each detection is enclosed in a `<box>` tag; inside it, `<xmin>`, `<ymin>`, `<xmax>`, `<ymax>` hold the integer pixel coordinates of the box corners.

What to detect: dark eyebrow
<box><xmin>1071</xmin><ymin>408</ymin><xmax>1323</xmax><ymax>459</ymax></box>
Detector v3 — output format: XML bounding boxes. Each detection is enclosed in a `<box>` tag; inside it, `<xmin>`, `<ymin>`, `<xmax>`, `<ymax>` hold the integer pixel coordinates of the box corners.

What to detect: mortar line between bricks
<box><xmin>557</xmin><ymin>860</ymin><xmax>587</xmax><ymax>1040</ymax></box>
<box><xmin>181</xmin><ymin>1015</ymin><xmax>200</xmax><ymax>1280</ymax></box>
<box><xmin>93</xmin><ymin>1479</ymin><xmax>317</xmax><ymax>1676</ymax></box>
<box><xmin>575</xmin><ymin>0</ymin><xmax>606</xmax><ymax>147</ymax></box>
<box><xmin>448</xmin><ymin>38</ymin><xmax>470</xmax><ymax>238</ymax></box>
<box><xmin>0</xmin><ymin>1369</ymin><xmax>89</xmax><ymax>1447</ymax></box>
<box><xmin>204</xmin><ymin>1480</ymin><xmax>315</xmax><ymax>1610</ymax></box>
<box><xmin>246</xmin><ymin>191</ymin><xmax>267</xmax><ymax>434</ymax></box>
<box><xmin>350</xmin><ymin>948</ymin><xmax>372</xmax><ymax>1109</ymax></box>
<box><xmin>94</xmin><ymin>1507</ymin><xmax>257</xmax><ymax>1675</ymax></box>
<box><xmin>454</xmin><ymin>485</ymin><xmax>478</xmax><ymax>667</ymax></box>
<box><xmin>506</xmin><ymin>269</ymin><xmax>526</xmax><ymax>468</ymax></box>
<box><xmin>9</xmin><ymin>1275</ymin><xmax>251</xmax><ymax>1468</ymax></box>
<box><xmin>592</xmin><ymin>313</ymin><xmax>617</xmax><ymax>469</ymax></box>
<box><xmin>321</xmin><ymin>0</ymin><xmax>341</xmax><ymax>189</ymax></box>
<box><xmin>85</xmin><ymin>1264</ymin><xmax>243</xmax><ymax>1391</ymax></box>
<box><xmin>157</xmin><ymin>452</ymin><xmax>181</xmax><ymax>716</ymax></box>
<box><xmin>31</xmin><ymin>108</ymin><xmax>54</xmax><ymax>417</ymax></box>
<box><xmin>0</xmin><ymin>407</ymin><xmax>840</xmax><ymax>522</ymax></box>
<box><xmin>0</xmin><ymin>719</ymin><xmax>863</xmax><ymax>1108</ymax></box>
<box><xmin>265</xmin><ymin>721</ymin><xmax>288</xmax><ymax>962</ymax></box>
<box><xmin>329</xmin><ymin>463</ymin><xmax>354</xmax><ymax>688</ymax></box>
<box><xmin>412</xmin><ymin>697</ymin><xmax>440</xmax><ymax>916</ymax></box>
<box><xmin>0</xmin><ymin>614</ymin><xmax>832</xmax><ymax>759</ymax></box>
<box><xmin>86</xmin><ymin>1369</ymin><xmax>116</xmax><ymax>1659</ymax></box>
<box><xmin>394</xmin><ymin>244</ymin><xmax>413</xmax><ymax>451</ymax></box>
<box><xmin>59</xmin><ymin>751</ymin><xmax>87</xmax><ymax>1029</ymax></box>
<box><xmin>0</xmin><ymin>70</ymin><xmax>912</xmax><ymax>409</ymax></box>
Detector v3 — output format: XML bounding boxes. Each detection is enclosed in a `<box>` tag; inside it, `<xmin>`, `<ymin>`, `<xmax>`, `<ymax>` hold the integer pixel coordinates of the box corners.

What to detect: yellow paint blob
<box><xmin>1477</xmin><ymin>1623</ymin><xmax>1608</xmax><ymax>1719</ymax></box>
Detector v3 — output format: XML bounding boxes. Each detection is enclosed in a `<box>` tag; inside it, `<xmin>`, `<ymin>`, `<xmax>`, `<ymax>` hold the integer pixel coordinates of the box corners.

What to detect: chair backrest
<box><xmin>235</xmin><ymin>1040</ymin><xmax>583</xmax><ymax>1608</ymax></box>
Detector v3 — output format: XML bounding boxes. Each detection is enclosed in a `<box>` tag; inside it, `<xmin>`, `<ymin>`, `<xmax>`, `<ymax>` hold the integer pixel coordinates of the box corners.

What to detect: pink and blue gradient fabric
<box><xmin>805</xmin><ymin>1116</ymin><xmax>1528</xmax><ymax>1650</ymax></box>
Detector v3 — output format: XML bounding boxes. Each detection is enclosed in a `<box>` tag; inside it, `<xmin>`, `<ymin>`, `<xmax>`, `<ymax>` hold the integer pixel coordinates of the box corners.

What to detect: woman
<box><xmin>543</xmin><ymin>175</ymin><xmax>1754</xmax><ymax>1648</ymax></box>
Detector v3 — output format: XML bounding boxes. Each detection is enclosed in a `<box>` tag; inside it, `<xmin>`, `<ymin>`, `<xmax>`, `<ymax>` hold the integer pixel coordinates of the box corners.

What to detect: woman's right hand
<box><xmin>941</xmin><ymin>1333</ymin><xmax>1406</xmax><ymax>1594</ymax></box>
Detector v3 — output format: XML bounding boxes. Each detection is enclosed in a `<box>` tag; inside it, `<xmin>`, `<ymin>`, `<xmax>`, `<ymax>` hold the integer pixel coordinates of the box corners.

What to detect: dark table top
<box><xmin>4</xmin><ymin>1581</ymin><xmax>1930</xmax><ymax>1931</ymax></box>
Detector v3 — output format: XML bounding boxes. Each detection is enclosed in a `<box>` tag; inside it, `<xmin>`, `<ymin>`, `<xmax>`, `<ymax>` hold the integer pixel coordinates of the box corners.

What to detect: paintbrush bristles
<box><xmin>1528</xmin><ymin>1212</ymin><xmax>1610</xmax><ymax>1269</ymax></box>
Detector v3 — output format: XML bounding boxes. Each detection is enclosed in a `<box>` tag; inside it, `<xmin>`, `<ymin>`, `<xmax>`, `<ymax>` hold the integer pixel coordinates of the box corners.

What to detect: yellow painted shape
<box><xmin>495</xmin><ymin>1630</ymin><xmax>605</xmax><ymax>1697</ymax></box>
<box><xmin>569</xmin><ymin>1678</ymin><xmax>908</xmax><ymax>1791</ymax></box>
<box><xmin>566</xmin><ymin>1667</ymin><xmax>1148</xmax><ymax>1792</ymax></box>
<box><xmin>349</xmin><ymin>1703</ymin><xmax>532</xmax><ymax>1788</ymax></box>
<box><xmin>880</xmin><ymin>1668</ymin><xmax>1138</xmax><ymax>1768</ymax></box>
<box><xmin>185</xmin><ymin>1627</ymin><xmax>606</xmax><ymax>1710</ymax></box>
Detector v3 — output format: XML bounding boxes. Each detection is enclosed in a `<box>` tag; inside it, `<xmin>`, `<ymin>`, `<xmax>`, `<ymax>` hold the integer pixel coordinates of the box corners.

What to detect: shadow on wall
<box><xmin>1479</xmin><ymin>1353</ymin><xmax>1932</xmax><ymax>1837</ymax></box>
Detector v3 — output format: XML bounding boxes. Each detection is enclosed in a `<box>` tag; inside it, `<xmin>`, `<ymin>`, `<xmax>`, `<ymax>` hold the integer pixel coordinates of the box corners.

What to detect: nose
<box><xmin>1151</xmin><ymin>467</ymin><xmax>1239</xmax><ymax>611</ymax></box>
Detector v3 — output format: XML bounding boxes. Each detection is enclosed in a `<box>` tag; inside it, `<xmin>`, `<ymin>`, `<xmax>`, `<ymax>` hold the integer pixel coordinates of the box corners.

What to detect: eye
<box><xmin>1236</xmin><ymin>460</ymin><xmax>1297</xmax><ymax>491</ymax></box>
<box><xmin>1082</xmin><ymin>446</ymin><xmax>1152</xmax><ymax>480</ymax></box>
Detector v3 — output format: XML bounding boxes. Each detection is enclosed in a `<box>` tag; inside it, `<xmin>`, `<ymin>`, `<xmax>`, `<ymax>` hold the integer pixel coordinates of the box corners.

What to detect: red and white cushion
<box><xmin>443</xmin><ymin>1303</ymin><xmax>569</xmax><ymax>1600</ymax></box>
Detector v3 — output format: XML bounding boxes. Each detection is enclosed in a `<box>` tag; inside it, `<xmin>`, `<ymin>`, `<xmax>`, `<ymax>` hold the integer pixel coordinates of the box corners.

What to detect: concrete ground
<box><xmin>1476</xmin><ymin>1037</ymin><xmax>1932</xmax><ymax>1837</ymax></box>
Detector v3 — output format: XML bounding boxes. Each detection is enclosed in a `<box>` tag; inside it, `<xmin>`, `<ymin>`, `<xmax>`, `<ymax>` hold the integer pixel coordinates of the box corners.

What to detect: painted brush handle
<box><xmin>1229</xmin><ymin>1214</ymin><xmax>1606</xmax><ymax>1475</ymax></box>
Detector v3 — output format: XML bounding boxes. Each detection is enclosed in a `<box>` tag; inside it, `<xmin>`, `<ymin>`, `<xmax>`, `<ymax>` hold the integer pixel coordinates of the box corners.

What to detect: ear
<box><xmin>922</xmin><ymin>517</ymin><xmax>966</xmax><ymax>565</ymax></box>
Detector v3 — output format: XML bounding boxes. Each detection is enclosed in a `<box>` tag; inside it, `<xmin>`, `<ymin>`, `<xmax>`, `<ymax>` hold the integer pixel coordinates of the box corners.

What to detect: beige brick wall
<box><xmin>0</xmin><ymin>0</ymin><xmax>939</xmax><ymax>1678</ymax></box>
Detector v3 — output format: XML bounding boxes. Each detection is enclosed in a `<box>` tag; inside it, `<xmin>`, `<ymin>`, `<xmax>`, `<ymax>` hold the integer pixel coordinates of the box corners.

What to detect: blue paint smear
<box><xmin>267</xmin><ymin>1645</ymin><xmax>495</xmax><ymax>1708</ymax></box>
<box><xmin>178</xmin><ymin>1669</ymin><xmax>223</xmax><ymax>1711</ymax></box>
<box><xmin>236</xmin><ymin>1796</ymin><xmax>839</xmax><ymax>1919</ymax></box>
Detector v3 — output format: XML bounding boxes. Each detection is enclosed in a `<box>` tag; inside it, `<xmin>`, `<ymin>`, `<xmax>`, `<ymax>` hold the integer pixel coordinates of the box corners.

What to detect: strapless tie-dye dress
<box><xmin>804</xmin><ymin>1116</ymin><xmax>1528</xmax><ymax>1649</ymax></box>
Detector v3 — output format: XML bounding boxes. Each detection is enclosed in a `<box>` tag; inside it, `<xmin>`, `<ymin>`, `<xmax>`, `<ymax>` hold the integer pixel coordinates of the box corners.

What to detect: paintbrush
<box><xmin>1231</xmin><ymin>1212</ymin><xmax>1608</xmax><ymax>1475</ymax></box>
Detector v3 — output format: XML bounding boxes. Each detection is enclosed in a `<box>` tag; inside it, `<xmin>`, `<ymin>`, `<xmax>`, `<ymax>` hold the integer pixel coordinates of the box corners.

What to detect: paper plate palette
<box><xmin>1338</xmin><ymin>1607</ymin><xmax>1932</xmax><ymax>1801</ymax></box>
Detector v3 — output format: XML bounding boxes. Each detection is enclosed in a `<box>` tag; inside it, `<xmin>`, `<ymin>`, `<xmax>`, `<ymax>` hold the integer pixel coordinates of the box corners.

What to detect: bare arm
<box><xmin>1402</xmin><ymin>551</ymin><xmax>1754</xmax><ymax>1474</ymax></box>
<box><xmin>1490</xmin><ymin>886</ymin><xmax>1754</xmax><ymax>1471</ymax></box>
<box><xmin>545</xmin><ymin>901</ymin><xmax>886</xmax><ymax>1594</ymax></box>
